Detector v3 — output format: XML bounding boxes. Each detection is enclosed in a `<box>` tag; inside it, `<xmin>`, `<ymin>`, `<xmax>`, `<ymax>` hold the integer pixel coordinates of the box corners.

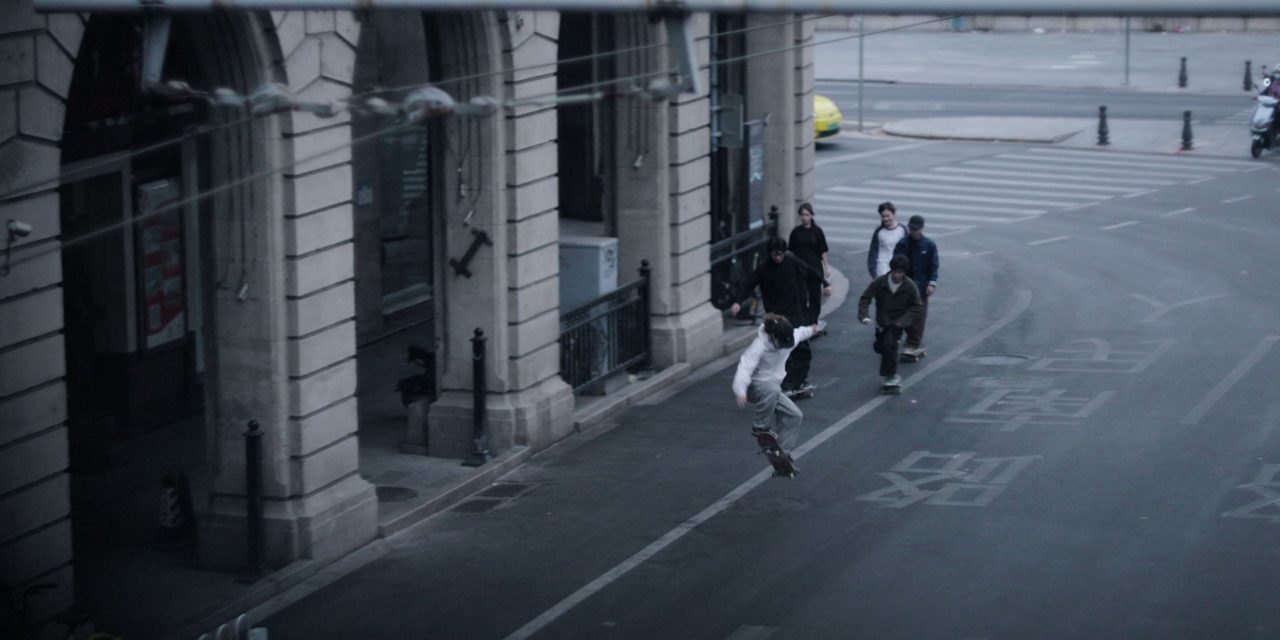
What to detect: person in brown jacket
<box><xmin>857</xmin><ymin>254</ymin><xmax>923</xmax><ymax>387</ymax></box>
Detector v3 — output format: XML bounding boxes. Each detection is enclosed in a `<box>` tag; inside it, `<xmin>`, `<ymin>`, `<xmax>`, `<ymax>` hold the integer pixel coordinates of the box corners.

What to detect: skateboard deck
<box><xmin>752</xmin><ymin>430</ymin><xmax>798</xmax><ymax>478</ymax></box>
<box><xmin>783</xmin><ymin>382</ymin><xmax>816</xmax><ymax>400</ymax></box>
<box><xmin>880</xmin><ymin>383</ymin><xmax>902</xmax><ymax>395</ymax></box>
<box><xmin>900</xmin><ymin>349</ymin><xmax>927</xmax><ymax>363</ymax></box>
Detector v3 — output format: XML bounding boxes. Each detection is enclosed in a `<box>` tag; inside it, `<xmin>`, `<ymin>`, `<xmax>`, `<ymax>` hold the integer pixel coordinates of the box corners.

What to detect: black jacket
<box><xmin>735</xmin><ymin>253</ymin><xmax>828</xmax><ymax>321</ymax></box>
<box><xmin>893</xmin><ymin>233</ymin><xmax>939</xmax><ymax>292</ymax></box>
<box><xmin>857</xmin><ymin>274</ymin><xmax>923</xmax><ymax>329</ymax></box>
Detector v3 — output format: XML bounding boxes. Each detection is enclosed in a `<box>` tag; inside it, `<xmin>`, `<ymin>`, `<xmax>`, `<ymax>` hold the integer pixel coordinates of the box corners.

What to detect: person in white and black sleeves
<box><xmin>857</xmin><ymin>254</ymin><xmax>923</xmax><ymax>387</ymax></box>
<box><xmin>732</xmin><ymin>314</ymin><xmax>822</xmax><ymax>455</ymax></box>
<box><xmin>866</xmin><ymin>201</ymin><xmax>907</xmax><ymax>280</ymax></box>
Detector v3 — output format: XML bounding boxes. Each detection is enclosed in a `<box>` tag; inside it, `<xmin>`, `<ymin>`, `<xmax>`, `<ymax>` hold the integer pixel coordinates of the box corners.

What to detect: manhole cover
<box><xmin>452</xmin><ymin>499</ymin><xmax>502</xmax><ymax>513</ymax></box>
<box><xmin>968</xmin><ymin>353</ymin><xmax>1032</xmax><ymax>365</ymax></box>
<box><xmin>375</xmin><ymin>486</ymin><xmax>418</xmax><ymax>503</ymax></box>
<box><xmin>480</xmin><ymin>482</ymin><xmax>534</xmax><ymax>498</ymax></box>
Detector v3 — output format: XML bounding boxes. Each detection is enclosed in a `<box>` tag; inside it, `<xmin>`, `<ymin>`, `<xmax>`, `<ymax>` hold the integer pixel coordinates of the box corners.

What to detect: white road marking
<box><xmin>501</xmin><ymin>292</ymin><xmax>1035</xmax><ymax>640</ymax></box>
<box><xmin>1181</xmin><ymin>336</ymin><xmax>1280</xmax><ymax>425</ymax></box>
<box><xmin>1122</xmin><ymin>189</ymin><xmax>1158</xmax><ymax>199</ymax></box>
<box><xmin>1024</xmin><ymin>146</ymin><xmax>1258</xmax><ymax>169</ymax></box>
<box><xmin>820</xmin><ymin>193</ymin><xmax>1044</xmax><ymax>216</ymax></box>
<box><xmin>1131</xmin><ymin>293</ymin><xmax>1228</xmax><ymax>324</ymax></box>
<box><xmin>814</xmin><ymin>141</ymin><xmax>940</xmax><ymax>168</ymax></box>
<box><xmin>1027</xmin><ymin>236</ymin><xmax>1070</xmax><ymax>246</ymax></box>
<box><xmin>934</xmin><ymin>166</ymin><xmax>1178</xmax><ymax>187</ymax></box>
<box><xmin>974</xmin><ymin>157</ymin><xmax>1210</xmax><ymax>180</ymax></box>
<box><xmin>1101</xmin><ymin>221</ymin><xmax>1139</xmax><ymax>230</ymax></box>
<box><xmin>991</xmin><ymin>154</ymin><xmax>1214</xmax><ymax>179</ymax></box>
<box><xmin>894</xmin><ymin>172</ymin><xmax>1139</xmax><ymax>194</ymax></box>
<box><xmin>816</xmin><ymin>203</ymin><xmax>1031</xmax><ymax>225</ymax></box>
<box><xmin>1161</xmin><ymin>207</ymin><xmax>1196</xmax><ymax>217</ymax></box>
<box><xmin>828</xmin><ymin>185</ymin><xmax>1078</xmax><ymax>208</ymax></box>
<box><xmin>1221</xmin><ymin>195</ymin><xmax>1255</xmax><ymax>204</ymax></box>
<box><xmin>858</xmin><ymin>178</ymin><xmax>1107</xmax><ymax>201</ymax></box>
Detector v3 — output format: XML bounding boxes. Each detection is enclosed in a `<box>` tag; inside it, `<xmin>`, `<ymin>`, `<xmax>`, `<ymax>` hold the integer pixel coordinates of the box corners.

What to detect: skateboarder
<box><xmin>892</xmin><ymin>214</ymin><xmax>938</xmax><ymax>360</ymax></box>
<box><xmin>727</xmin><ymin>237</ymin><xmax>828</xmax><ymax>398</ymax></box>
<box><xmin>857</xmin><ymin>254</ymin><xmax>922</xmax><ymax>390</ymax></box>
<box><xmin>732</xmin><ymin>314</ymin><xmax>822</xmax><ymax>473</ymax></box>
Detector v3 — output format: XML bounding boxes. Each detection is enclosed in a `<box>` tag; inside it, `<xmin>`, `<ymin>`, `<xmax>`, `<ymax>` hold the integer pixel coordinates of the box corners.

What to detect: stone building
<box><xmin>0</xmin><ymin>1</ymin><xmax>815</xmax><ymax>631</ymax></box>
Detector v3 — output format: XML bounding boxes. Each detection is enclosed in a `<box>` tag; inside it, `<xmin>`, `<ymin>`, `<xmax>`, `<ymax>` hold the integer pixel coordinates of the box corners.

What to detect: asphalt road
<box><xmin>262</xmin><ymin>133</ymin><xmax>1280</xmax><ymax>638</ymax></box>
<box><xmin>815</xmin><ymin>81</ymin><xmax>1257</xmax><ymax>128</ymax></box>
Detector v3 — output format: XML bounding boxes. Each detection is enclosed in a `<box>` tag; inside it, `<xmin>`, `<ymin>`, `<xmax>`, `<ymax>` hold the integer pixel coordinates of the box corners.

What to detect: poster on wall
<box><xmin>136</xmin><ymin>179</ymin><xmax>186</xmax><ymax>349</ymax></box>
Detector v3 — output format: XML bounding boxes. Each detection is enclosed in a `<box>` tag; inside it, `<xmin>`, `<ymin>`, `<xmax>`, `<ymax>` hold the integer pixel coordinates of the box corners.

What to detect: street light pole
<box><xmin>1124</xmin><ymin>16</ymin><xmax>1131</xmax><ymax>87</ymax></box>
<box><xmin>858</xmin><ymin>13</ymin><xmax>864</xmax><ymax>133</ymax></box>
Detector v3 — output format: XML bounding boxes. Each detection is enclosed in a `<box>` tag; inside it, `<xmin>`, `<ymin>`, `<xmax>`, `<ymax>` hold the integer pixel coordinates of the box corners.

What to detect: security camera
<box><xmin>7</xmin><ymin>220</ymin><xmax>32</xmax><ymax>238</ymax></box>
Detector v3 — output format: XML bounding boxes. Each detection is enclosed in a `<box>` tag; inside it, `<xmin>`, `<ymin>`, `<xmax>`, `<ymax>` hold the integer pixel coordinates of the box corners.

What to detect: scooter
<box><xmin>1251</xmin><ymin>76</ymin><xmax>1279</xmax><ymax>158</ymax></box>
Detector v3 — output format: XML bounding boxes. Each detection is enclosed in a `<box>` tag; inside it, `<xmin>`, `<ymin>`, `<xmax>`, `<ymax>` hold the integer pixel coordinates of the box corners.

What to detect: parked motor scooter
<box><xmin>1251</xmin><ymin>75</ymin><xmax>1280</xmax><ymax>158</ymax></box>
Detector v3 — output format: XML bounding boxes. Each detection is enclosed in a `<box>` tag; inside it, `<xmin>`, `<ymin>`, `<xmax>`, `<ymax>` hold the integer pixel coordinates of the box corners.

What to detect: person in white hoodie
<box><xmin>732</xmin><ymin>314</ymin><xmax>824</xmax><ymax>456</ymax></box>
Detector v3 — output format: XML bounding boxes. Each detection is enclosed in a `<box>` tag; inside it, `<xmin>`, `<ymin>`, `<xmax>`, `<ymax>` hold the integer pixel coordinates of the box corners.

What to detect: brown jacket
<box><xmin>857</xmin><ymin>274</ymin><xmax>922</xmax><ymax>329</ymax></box>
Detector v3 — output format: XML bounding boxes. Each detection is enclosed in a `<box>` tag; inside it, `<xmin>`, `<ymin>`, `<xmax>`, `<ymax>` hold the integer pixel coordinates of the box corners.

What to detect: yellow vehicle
<box><xmin>814</xmin><ymin>94</ymin><xmax>843</xmax><ymax>140</ymax></box>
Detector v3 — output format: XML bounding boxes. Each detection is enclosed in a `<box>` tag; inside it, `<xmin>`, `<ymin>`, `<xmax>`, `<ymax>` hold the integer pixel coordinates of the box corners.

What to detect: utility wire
<box><xmin>6</xmin><ymin>14</ymin><xmax>951</xmax><ymax>271</ymax></box>
<box><xmin>0</xmin><ymin>12</ymin><xmax>832</xmax><ymax>203</ymax></box>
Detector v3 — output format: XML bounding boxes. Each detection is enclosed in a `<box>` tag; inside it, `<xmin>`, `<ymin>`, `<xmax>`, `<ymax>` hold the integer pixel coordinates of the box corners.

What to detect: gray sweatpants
<box><xmin>748</xmin><ymin>381</ymin><xmax>803</xmax><ymax>451</ymax></box>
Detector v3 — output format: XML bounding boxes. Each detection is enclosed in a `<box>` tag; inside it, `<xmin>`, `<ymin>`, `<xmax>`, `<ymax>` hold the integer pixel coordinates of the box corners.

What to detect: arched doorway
<box><xmin>59</xmin><ymin>10</ymin><xmax>273</xmax><ymax>628</ymax></box>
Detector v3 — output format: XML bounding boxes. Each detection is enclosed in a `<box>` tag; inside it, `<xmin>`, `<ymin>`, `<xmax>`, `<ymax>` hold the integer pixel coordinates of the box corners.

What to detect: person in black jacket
<box><xmin>857</xmin><ymin>254</ymin><xmax>922</xmax><ymax>387</ymax></box>
<box><xmin>892</xmin><ymin>214</ymin><xmax>939</xmax><ymax>358</ymax></box>
<box><xmin>729</xmin><ymin>236</ymin><xmax>829</xmax><ymax>396</ymax></box>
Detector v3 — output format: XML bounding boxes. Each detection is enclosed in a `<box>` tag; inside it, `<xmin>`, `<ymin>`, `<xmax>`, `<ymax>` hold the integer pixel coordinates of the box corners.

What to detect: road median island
<box><xmin>883</xmin><ymin>116</ymin><xmax>1090</xmax><ymax>144</ymax></box>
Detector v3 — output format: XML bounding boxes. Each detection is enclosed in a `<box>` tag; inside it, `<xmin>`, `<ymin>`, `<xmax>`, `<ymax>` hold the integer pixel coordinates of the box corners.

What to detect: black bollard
<box><xmin>1178</xmin><ymin>57</ymin><xmax>1188</xmax><ymax>88</ymax></box>
<box><xmin>1097</xmin><ymin>106</ymin><xmax>1110</xmax><ymax>146</ymax></box>
<box><xmin>1181</xmin><ymin>111</ymin><xmax>1194</xmax><ymax>151</ymax></box>
<box><xmin>463</xmin><ymin>328</ymin><xmax>490</xmax><ymax>467</ymax></box>
<box><xmin>639</xmin><ymin>260</ymin><xmax>653</xmax><ymax>369</ymax></box>
<box><xmin>240</xmin><ymin>420</ymin><xmax>265</xmax><ymax>582</ymax></box>
<box><xmin>1245</xmin><ymin>61</ymin><xmax>1254</xmax><ymax>92</ymax></box>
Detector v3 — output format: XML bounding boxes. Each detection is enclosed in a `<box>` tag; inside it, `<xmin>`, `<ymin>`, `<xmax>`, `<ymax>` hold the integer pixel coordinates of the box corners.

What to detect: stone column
<box><xmin>198</xmin><ymin>11</ymin><xmax>376</xmax><ymax>571</ymax></box>
<box><xmin>746</xmin><ymin>15</ymin><xmax>801</xmax><ymax>233</ymax></box>
<box><xmin>427</xmin><ymin>12</ymin><xmax>574</xmax><ymax>457</ymax></box>
<box><xmin>0</xmin><ymin>4</ymin><xmax>80</xmax><ymax>626</ymax></box>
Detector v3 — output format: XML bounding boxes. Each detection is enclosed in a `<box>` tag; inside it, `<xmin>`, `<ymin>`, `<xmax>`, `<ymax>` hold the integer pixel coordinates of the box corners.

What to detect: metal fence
<box><xmin>559</xmin><ymin>261</ymin><xmax>651</xmax><ymax>393</ymax></box>
<box><xmin>710</xmin><ymin>206</ymin><xmax>779</xmax><ymax>312</ymax></box>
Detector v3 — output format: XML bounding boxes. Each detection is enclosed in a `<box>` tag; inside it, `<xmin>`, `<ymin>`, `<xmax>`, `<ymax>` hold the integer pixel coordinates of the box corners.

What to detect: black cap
<box><xmin>908</xmin><ymin>215</ymin><xmax>925</xmax><ymax>230</ymax></box>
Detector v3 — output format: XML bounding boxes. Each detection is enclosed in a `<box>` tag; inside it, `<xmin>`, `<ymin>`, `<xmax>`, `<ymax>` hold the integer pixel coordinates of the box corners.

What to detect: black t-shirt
<box><xmin>788</xmin><ymin>224</ymin><xmax>829</xmax><ymax>272</ymax></box>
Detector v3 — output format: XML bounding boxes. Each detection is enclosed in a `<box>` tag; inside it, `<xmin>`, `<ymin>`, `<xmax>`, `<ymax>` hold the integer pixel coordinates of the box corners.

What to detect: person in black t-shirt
<box><xmin>788</xmin><ymin>202</ymin><xmax>833</xmax><ymax>326</ymax></box>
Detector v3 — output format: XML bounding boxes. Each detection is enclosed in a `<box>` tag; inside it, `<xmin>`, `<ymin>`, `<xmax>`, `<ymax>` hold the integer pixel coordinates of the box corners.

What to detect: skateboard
<box><xmin>752</xmin><ymin>430</ymin><xmax>798</xmax><ymax>478</ymax></box>
<box><xmin>880</xmin><ymin>382</ymin><xmax>902</xmax><ymax>395</ymax></box>
<box><xmin>783</xmin><ymin>382</ymin><xmax>816</xmax><ymax>400</ymax></box>
<box><xmin>900</xmin><ymin>348</ymin><xmax>927</xmax><ymax>363</ymax></box>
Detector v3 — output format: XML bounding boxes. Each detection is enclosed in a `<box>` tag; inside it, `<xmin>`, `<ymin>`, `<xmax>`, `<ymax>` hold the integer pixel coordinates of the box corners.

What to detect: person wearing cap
<box><xmin>893</xmin><ymin>214</ymin><xmax>939</xmax><ymax>358</ymax></box>
<box><xmin>732</xmin><ymin>313</ymin><xmax>823</xmax><ymax>454</ymax></box>
<box><xmin>727</xmin><ymin>236</ymin><xmax>829</xmax><ymax>396</ymax></box>
<box><xmin>857</xmin><ymin>254</ymin><xmax>923</xmax><ymax>387</ymax></box>
<box><xmin>867</xmin><ymin>201</ymin><xmax>907</xmax><ymax>280</ymax></box>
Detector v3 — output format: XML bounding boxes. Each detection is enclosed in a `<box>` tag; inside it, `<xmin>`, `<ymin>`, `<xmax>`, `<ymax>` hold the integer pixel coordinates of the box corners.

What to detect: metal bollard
<box><xmin>463</xmin><ymin>328</ymin><xmax>491</xmax><ymax>467</ymax></box>
<box><xmin>241</xmin><ymin>420</ymin><xmax>265</xmax><ymax>581</ymax></box>
<box><xmin>1178</xmin><ymin>57</ymin><xmax>1188</xmax><ymax>88</ymax></box>
<box><xmin>1097</xmin><ymin>106</ymin><xmax>1110</xmax><ymax>146</ymax></box>
<box><xmin>1245</xmin><ymin>61</ymin><xmax>1254</xmax><ymax>92</ymax></box>
<box><xmin>1181</xmin><ymin>111</ymin><xmax>1194</xmax><ymax>151</ymax></box>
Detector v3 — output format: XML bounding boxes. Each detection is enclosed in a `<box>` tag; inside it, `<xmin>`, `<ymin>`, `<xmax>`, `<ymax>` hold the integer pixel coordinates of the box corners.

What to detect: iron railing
<box><xmin>559</xmin><ymin>261</ymin><xmax>651</xmax><ymax>393</ymax></box>
<box><xmin>710</xmin><ymin>205</ymin><xmax>779</xmax><ymax>311</ymax></box>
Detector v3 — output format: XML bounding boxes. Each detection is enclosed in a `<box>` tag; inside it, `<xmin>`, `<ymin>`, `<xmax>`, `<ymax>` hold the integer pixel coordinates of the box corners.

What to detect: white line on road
<box><xmin>1101</xmin><ymin>221</ymin><xmax>1140</xmax><ymax>230</ymax></box>
<box><xmin>820</xmin><ymin>193</ymin><xmax>1045</xmax><ymax>216</ymax></box>
<box><xmin>1028</xmin><ymin>236</ymin><xmax>1070</xmax><ymax>246</ymax></box>
<box><xmin>1221</xmin><ymin>195</ymin><xmax>1255</xmax><ymax>204</ymax></box>
<box><xmin>827</xmin><ymin>185</ymin><xmax>1077</xmax><ymax>208</ymax></box>
<box><xmin>1161</xmin><ymin>207</ymin><xmax>1196</xmax><ymax>217</ymax></box>
<box><xmin>1122</xmin><ymin>189</ymin><xmax>1158</xmax><ymax>199</ymax></box>
<box><xmin>815</xmin><ymin>141</ymin><xmax>940</xmax><ymax>168</ymax></box>
<box><xmin>969</xmin><ymin>159</ymin><xmax>1208</xmax><ymax>181</ymax></box>
<box><xmin>502</xmin><ymin>292</ymin><xmax>1035</xmax><ymax>640</ymax></box>
<box><xmin>895</xmin><ymin>172</ymin><xmax>1139</xmax><ymax>194</ymax></box>
<box><xmin>934</xmin><ymin>166</ymin><xmax>1177</xmax><ymax>187</ymax></box>
<box><xmin>1181</xmin><ymin>336</ymin><xmax>1280</xmax><ymax>425</ymax></box>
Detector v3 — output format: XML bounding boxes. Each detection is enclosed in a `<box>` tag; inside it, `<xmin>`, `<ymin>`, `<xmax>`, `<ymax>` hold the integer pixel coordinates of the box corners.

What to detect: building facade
<box><xmin>0</xmin><ymin>2</ymin><xmax>814</xmax><ymax>631</ymax></box>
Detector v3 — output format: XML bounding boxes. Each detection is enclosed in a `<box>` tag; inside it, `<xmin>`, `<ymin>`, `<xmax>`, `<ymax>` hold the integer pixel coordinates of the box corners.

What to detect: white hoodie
<box><xmin>731</xmin><ymin>324</ymin><xmax>816</xmax><ymax>397</ymax></box>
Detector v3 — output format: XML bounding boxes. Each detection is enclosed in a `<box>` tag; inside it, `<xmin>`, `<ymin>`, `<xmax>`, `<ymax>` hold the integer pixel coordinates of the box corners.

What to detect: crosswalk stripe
<box><xmin>858</xmin><ymin>179</ymin><xmax>1107</xmax><ymax>201</ymax></box>
<box><xmin>894</xmin><ymin>172</ymin><xmax>1141</xmax><ymax>193</ymax></box>
<box><xmin>1024</xmin><ymin>146</ymin><xmax>1258</xmax><ymax>169</ymax></box>
<box><xmin>819</xmin><ymin>193</ymin><xmax>1044</xmax><ymax>215</ymax></box>
<box><xmin>933</xmin><ymin>166</ymin><xmax>1177</xmax><ymax>187</ymax></box>
<box><xmin>817</xmin><ymin>202</ymin><xmax>1032</xmax><ymax>224</ymax></box>
<box><xmin>819</xmin><ymin>219</ymin><xmax>971</xmax><ymax>234</ymax></box>
<box><xmin>975</xmin><ymin>156</ymin><xmax>1211</xmax><ymax>180</ymax></box>
<box><xmin>827</xmin><ymin>185</ymin><xmax>1079</xmax><ymax>208</ymax></box>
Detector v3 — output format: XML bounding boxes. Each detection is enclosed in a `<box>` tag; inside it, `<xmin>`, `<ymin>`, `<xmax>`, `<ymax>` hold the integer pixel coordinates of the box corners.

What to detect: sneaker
<box><xmin>884</xmin><ymin>375</ymin><xmax>902</xmax><ymax>386</ymax></box>
<box><xmin>902</xmin><ymin>346</ymin><xmax>921</xmax><ymax>357</ymax></box>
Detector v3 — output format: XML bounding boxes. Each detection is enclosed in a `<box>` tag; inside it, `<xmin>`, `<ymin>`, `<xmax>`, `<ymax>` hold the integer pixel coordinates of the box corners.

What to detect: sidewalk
<box><xmin>78</xmin><ymin>268</ymin><xmax>851</xmax><ymax>639</ymax></box>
